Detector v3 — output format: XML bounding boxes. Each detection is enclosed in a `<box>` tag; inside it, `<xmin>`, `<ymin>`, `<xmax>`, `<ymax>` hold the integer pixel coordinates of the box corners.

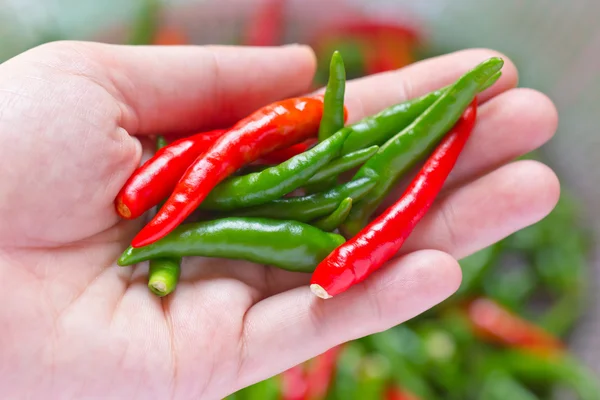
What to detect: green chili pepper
<box><xmin>147</xmin><ymin>135</ymin><xmax>182</xmax><ymax>297</ymax></box>
<box><xmin>118</xmin><ymin>217</ymin><xmax>345</xmax><ymax>273</ymax></box>
<box><xmin>482</xmin><ymin>261</ymin><xmax>538</xmax><ymax>312</ymax></box>
<box><xmin>538</xmin><ymin>290</ymin><xmax>586</xmax><ymax>337</ymax></box>
<box><xmin>319</xmin><ymin>50</ymin><xmax>346</xmax><ymax>142</ymax></box>
<box><xmin>129</xmin><ymin>0</ymin><xmax>161</xmax><ymax>45</ymax></box>
<box><xmin>305</xmin><ymin>145</ymin><xmax>379</xmax><ymax>186</ymax></box>
<box><xmin>354</xmin><ymin>354</ymin><xmax>391</xmax><ymax>400</ymax></box>
<box><xmin>342</xmin><ymin>58</ymin><xmax>504</xmax><ymax>235</ymax></box>
<box><xmin>326</xmin><ymin>343</ymin><xmax>366</xmax><ymax>400</ymax></box>
<box><xmin>303</xmin><ymin>178</ymin><xmax>339</xmax><ymax>195</ymax></box>
<box><xmin>200</xmin><ymin>129</ymin><xmax>350</xmax><ymax>211</ymax></box>
<box><xmin>479</xmin><ymin>371</ymin><xmax>540</xmax><ymax>400</ymax></box>
<box><xmin>485</xmin><ymin>350</ymin><xmax>600</xmax><ymax>400</ymax></box>
<box><xmin>339</xmin><ymin>71</ymin><xmax>501</xmax><ymax>156</ymax></box>
<box><xmin>232</xmin><ymin>376</ymin><xmax>280</xmax><ymax>400</ymax></box>
<box><xmin>156</xmin><ymin>135</ymin><xmax>168</xmax><ymax>150</ymax></box>
<box><xmin>455</xmin><ymin>244</ymin><xmax>500</xmax><ymax>298</ymax></box>
<box><xmin>312</xmin><ymin>197</ymin><xmax>352</xmax><ymax>231</ymax></box>
<box><xmin>230</xmin><ymin>176</ymin><xmax>377</xmax><ymax>222</ymax></box>
<box><xmin>148</xmin><ymin>257</ymin><xmax>182</xmax><ymax>297</ymax></box>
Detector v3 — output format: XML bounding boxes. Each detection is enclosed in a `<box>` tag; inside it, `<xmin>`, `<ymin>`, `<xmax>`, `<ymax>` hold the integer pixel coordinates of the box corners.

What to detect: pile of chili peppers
<box><xmin>116</xmin><ymin>52</ymin><xmax>503</xmax><ymax>298</ymax></box>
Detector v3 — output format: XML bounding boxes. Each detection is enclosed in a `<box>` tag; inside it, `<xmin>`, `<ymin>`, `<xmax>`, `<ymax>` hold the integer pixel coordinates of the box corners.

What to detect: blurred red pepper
<box><xmin>153</xmin><ymin>26</ymin><xmax>189</xmax><ymax>45</ymax></box>
<box><xmin>243</xmin><ymin>0</ymin><xmax>285</xmax><ymax>46</ymax></box>
<box><xmin>281</xmin><ymin>364</ymin><xmax>308</xmax><ymax>400</ymax></box>
<box><xmin>386</xmin><ymin>385</ymin><xmax>422</xmax><ymax>400</ymax></box>
<box><xmin>304</xmin><ymin>346</ymin><xmax>343</xmax><ymax>400</ymax></box>
<box><xmin>466</xmin><ymin>297</ymin><xmax>564</xmax><ymax>355</ymax></box>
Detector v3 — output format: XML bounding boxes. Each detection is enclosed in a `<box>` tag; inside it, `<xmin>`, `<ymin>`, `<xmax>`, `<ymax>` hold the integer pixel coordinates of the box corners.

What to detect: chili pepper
<box><xmin>479</xmin><ymin>371</ymin><xmax>540</xmax><ymax>400</ymax></box>
<box><xmin>152</xmin><ymin>26</ymin><xmax>188</xmax><ymax>45</ymax></box>
<box><xmin>242</xmin><ymin>0</ymin><xmax>285</xmax><ymax>46</ymax></box>
<box><xmin>131</xmin><ymin>97</ymin><xmax>325</xmax><ymax>247</ymax></box>
<box><xmin>385</xmin><ymin>386</ymin><xmax>421</xmax><ymax>400</ymax></box>
<box><xmin>147</xmin><ymin>256</ymin><xmax>181</xmax><ymax>297</ymax></box>
<box><xmin>311</xmin><ymin>100</ymin><xmax>479</xmax><ymax>299</ymax></box>
<box><xmin>319</xmin><ymin>51</ymin><xmax>347</xmax><ymax>142</ymax></box>
<box><xmin>455</xmin><ymin>244</ymin><xmax>500</xmax><ymax>298</ymax></box>
<box><xmin>115</xmin><ymin>129</ymin><xmax>226</xmax><ymax>220</ymax></box>
<box><xmin>482</xmin><ymin>262</ymin><xmax>538</xmax><ymax>312</ymax></box>
<box><xmin>258</xmin><ymin>139</ymin><xmax>318</xmax><ymax>165</ymax></box>
<box><xmin>128</xmin><ymin>0</ymin><xmax>161</xmax><ymax>45</ymax></box>
<box><xmin>341</xmin><ymin>58</ymin><xmax>502</xmax><ymax>236</ymax></box>
<box><xmin>120</xmin><ymin>217</ymin><xmax>345</xmax><ymax>273</ymax></box>
<box><xmin>362</xmin><ymin>327</ymin><xmax>440</xmax><ymax>400</ymax></box>
<box><xmin>233</xmin><ymin>376</ymin><xmax>280</xmax><ymax>400</ymax></box>
<box><xmin>354</xmin><ymin>354</ymin><xmax>391</xmax><ymax>400</ymax></box>
<box><xmin>339</xmin><ymin>71</ymin><xmax>500</xmax><ymax>156</ymax></box>
<box><xmin>466</xmin><ymin>298</ymin><xmax>564</xmax><ymax>355</ymax></box>
<box><xmin>281</xmin><ymin>364</ymin><xmax>308</xmax><ymax>400</ymax></box>
<box><xmin>326</xmin><ymin>343</ymin><xmax>365</xmax><ymax>400</ymax></box>
<box><xmin>146</xmin><ymin>135</ymin><xmax>182</xmax><ymax>297</ymax></box>
<box><xmin>312</xmin><ymin>198</ymin><xmax>352</xmax><ymax>232</ymax></box>
<box><xmin>485</xmin><ymin>350</ymin><xmax>600</xmax><ymax>400</ymax></box>
<box><xmin>230</xmin><ymin>176</ymin><xmax>377</xmax><ymax>223</ymax></box>
<box><xmin>199</xmin><ymin>129</ymin><xmax>350</xmax><ymax>211</ymax></box>
<box><xmin>304</xmin><ymin>346</ymin><xmax>343</xmax><ymax>400</ymax></box>
<box><xmin>305</xmin><ymin>145</ymin><xmax>379</xmax><ymax>186</ymax></box>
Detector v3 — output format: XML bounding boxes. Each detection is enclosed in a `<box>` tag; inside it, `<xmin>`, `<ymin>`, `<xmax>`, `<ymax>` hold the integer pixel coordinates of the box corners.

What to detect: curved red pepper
<box><xmin>467</xmin><ymin>297</ymin><xmax>564</xmax><ymax>355</ymax></box>
<box><xmin>243</xmin><ymin>0</ymin><xmax>285</xmax><ymax>46</ymax></box>
<box><xmin>304</xmin><ymin>346</ymin><xmax>342</xmax><ymax>400</ymax></box>
<box><xmin>115</xmin><ymin>129</ymin><xmax>226</xmax><ymax>219</ymax></box>
<box><xmin>281</xmin><ymin>364</ymin><xmax>308</xmax><ymax>400</ymax></box>
<box><xmin>131</xmin><ymin>97</ymin><xmax>325</xmax><ymax>247</ymax></box>
<box><xmin>310</xmin><ymin>101</ymin><xmax>477</xmax><ymax>299</ymax></box>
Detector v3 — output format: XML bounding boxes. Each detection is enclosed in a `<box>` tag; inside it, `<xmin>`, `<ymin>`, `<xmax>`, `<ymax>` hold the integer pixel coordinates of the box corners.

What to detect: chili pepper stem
<box><xmin>310</xmin><ymin>284</ymin><xmax>332</xmax><ymax>299</ymax></box>
<box><xmin>149</xmin><ymin>280</ymin><xmax>168</xmax><ymax>296</ymax></box>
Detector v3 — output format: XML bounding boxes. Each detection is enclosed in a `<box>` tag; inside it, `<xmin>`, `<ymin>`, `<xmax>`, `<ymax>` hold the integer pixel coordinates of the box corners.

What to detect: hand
<box><xmin>0</xmin><ymin>42</ymin><xmax>558</xmax><ymax>399</ymax></box>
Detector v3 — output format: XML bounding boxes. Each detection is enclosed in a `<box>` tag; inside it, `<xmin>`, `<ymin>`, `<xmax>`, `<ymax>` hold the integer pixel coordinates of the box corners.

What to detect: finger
<box><xmin>80</xmin><ymin>43</ymin><xmax>317</xmax><ymax>134</ymax></box>
<box><xmin>331</xmin><ymin>48</ymin><xmax>518</xmax><ymax>124</ymax></box>
<box><xmin>402</xmin><ymin>160</ymin><xmax>560</xmax><ymax>259</ymax></box>
<box><xmin>236</xmin><ymin>250</ymin><xmax>461</xmax><ymax>389</ymax></box>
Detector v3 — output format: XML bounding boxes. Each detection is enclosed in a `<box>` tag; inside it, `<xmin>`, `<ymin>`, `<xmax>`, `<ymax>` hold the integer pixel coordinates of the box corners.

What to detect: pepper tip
<box><xmin>116</xmin><ymin>198</ymin><xmax>132</xmax><ymax>219</ymax></box>
<box><xmin>310</xmin><ymin>284</ymin><xmax>332</xmax><ymax>299</ymax></box>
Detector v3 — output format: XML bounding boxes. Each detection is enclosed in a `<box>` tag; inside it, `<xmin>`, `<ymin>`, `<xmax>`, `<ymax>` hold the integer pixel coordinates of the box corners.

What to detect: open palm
<box><xmin>0</xmin><ymin>42</ymin><xmax>559</xmax><ymax>399</ymax></box>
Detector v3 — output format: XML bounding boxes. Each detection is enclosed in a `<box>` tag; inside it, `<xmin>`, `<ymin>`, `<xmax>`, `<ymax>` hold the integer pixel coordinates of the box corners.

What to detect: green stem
<box><xmin>312</xmin><ymin>198</ymin><xmax>352</xmax><ymax>232</ymax></box>
<box><xmin>319</xmin><ymin>51</ymin><xmax>347</xmax><ymax>142</ymax></box>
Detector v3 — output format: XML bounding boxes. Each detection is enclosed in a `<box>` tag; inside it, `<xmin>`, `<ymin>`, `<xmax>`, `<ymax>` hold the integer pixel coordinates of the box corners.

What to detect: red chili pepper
<box><xmin>385</xmin><ymin>386</ymin><xmax>421</xmax><ymax>400</ymax></box>
<box><xmin>257</xmin><ymin>139</ymin><xmax>318</xmax><ymax>165</ymax></box>
<box><xmin>242</xmin><ymin>0</ymin><xmax>285</xmax><ymax>46</ymax></box>
<box><xmin>131</xmin><ymin>97</ymin><xmax>325</xmax><ymax>247</ymax></box>
<box><xmin>115</xmin><ymin>129</ymin><xmax>226</xmax><ymax>220</ymax></box>
<box><xmin>153</xmin><ymin>26</ymin><xmax>189</xmax><ymax>45</ymax></box>
<box><xmin>304</xmin><ymin>346</ymin><xmax>342</xmax><ymax>400</ymax></box>
<box><xmin>310</xmin><ymin>101</ymin><xmax>477</xmax><ymax>299</ymax></box>
<box><xmin>281</xmin><ymin>364</ymin><xmax>308</xmax><ymax>400</ymax></box>
<box><xmin>466</xmin><ymin>297</ymin><xmax>564</xmax><ymax>355</ymax></box>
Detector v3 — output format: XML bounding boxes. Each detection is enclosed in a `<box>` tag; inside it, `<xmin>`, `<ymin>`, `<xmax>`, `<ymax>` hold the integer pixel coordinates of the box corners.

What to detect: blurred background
<box><xmin>1</xmin><ymin>0</ymin><xmax>599</xmax><ymax>398</ymax></box>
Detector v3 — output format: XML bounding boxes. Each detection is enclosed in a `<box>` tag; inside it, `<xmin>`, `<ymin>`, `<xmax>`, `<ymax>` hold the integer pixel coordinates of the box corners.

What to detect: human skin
<box><xmin>0</xmin><ymin>42</ymin><xmax>559</xmax><ymax>399</ymax></box>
